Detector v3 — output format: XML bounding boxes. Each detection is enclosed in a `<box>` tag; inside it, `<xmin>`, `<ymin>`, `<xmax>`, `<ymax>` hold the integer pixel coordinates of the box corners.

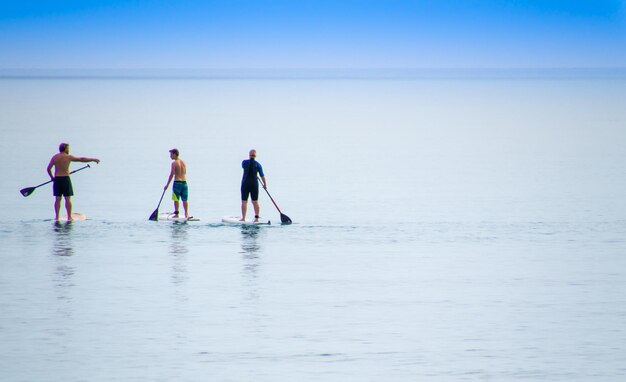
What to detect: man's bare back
<box><xmin>47</xmin><ymin>153</ymin><xmax>74</xmax><ymax>178</ymax></box>
<box><xmin>171</xmin><ymin>159</ymin><xmax>187</xmax><ymax>181</ymax></box>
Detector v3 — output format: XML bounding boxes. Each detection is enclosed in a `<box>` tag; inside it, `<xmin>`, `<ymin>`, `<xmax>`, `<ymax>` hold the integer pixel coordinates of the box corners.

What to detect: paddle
<box><xmin>148</xmin><ymin>189</ymin><xmax>167</xmax><ymax>221</ymax></box>
<box><xmin>259</xmin><ymin>177</ymin><xmax>292</xmax><ymax>224</ymax></box>
<box><xmin>20</xmin><ymin>164</ymin><xmax>91</xmax><ymax>197</ymax></box>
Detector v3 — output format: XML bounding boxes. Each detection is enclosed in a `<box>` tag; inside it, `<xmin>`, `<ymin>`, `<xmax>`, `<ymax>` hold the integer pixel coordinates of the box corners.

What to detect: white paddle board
<box><xmin>58</xmin><ymin>213</ymin><xmax>86</xmax><ymax>222</ymax></box>
<box><xmin>158</xmin><ymin>212</ymin><xmax>200</xmax><ymax>222</ymax></box>
<box><xmin>222</xmin><ymin>216</ymin><xmax>271</xmax><ymax>225</ymax></box>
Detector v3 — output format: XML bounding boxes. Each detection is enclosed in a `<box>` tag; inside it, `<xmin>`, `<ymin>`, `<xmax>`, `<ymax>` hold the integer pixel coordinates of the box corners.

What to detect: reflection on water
<box><xmin>51</xmin><ymin>222</ymin><xmax>75</xmax><ymax>318</ymax></box>
<box><xmin>240</xmin><ymin>226</ymin><xmax>262</xmax><ymax>302</ymax></box>
<box><xmin>169</xmin><ymin>223</ymin><xmax>188</xmax><ymax>285</ymax></box>
<box><xmin>52</xmin><ymin>221</ymin><xmax>74</xmax><ymax>257</ymax></box>
<box><xmin>51</xmin><ymin>222</ymin><xmax>75</xmax><ymax>288</ymax></box>
<box><xmin>240</xmin><ymin>226</ymin><xmax>261</xmax><ymax>255</ymax></box>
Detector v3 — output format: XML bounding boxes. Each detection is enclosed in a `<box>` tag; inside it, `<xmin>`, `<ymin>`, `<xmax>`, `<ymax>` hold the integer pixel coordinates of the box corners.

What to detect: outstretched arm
<box><xmin>260</xmin><ymin>176</ymin><xmax>267</xmax><ymax>189</ymax></box>
<box><xmin>71</xmin><ymin>155</ymin><xmax>100</xmax><ymax>164</ymax></box>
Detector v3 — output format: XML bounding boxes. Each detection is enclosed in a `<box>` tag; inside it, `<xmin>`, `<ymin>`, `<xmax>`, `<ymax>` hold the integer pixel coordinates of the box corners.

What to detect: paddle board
<box><xmin>58</xmin><ymin>213</ymin><xmax>86</xmax><ymax>222</ymax></box>
<box><xmin>158</xmin><ymin>212</ymin><xmax>200</xmax><ymax>222</ymax></box>
<box><xmin>222</xmin><ymin>216</ymin><xmax>271</xmax><ymax>225</ymax></box>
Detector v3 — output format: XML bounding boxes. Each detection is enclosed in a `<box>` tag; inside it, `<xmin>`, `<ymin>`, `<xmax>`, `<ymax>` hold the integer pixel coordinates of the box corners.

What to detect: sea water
<box><xmin>1</xmin><ymin>70</ymin><xmax>626</xmax><ymax>381</ymax></box>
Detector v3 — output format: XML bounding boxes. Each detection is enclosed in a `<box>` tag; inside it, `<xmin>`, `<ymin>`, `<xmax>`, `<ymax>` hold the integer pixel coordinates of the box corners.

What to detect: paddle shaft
<box><xmin>40</xmin><ymin>164</ymin><xmax>91</xmax><ymax>187</ymax></box>
<box><xmin>258</xmin><ymin>177</ymin><xmax>284</xmax><ymax>213</ymax></box>
<box><xmin>149</xmin><ymin>188</ymin><xmax>167</xmax><ymax>220</ymax></box>
<box><xmin>156</xmin><ymin>188</ymin><xmax>166</xmax><ymax>209</ymax></box>
<box><xmin>22</xmin><ymin>164</ymin><xmax>91</xmax><ymax>196</ymax></box>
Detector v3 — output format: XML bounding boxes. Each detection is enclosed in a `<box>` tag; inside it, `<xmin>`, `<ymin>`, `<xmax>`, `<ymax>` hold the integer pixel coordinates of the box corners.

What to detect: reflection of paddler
<box><xmin>240</xmin><ymin>149</ymin><xmax>267</xmax><ymax>223</ymax></box>
<box><xmin>163</xmin><ymin>148</ymin><xmax>191</xmax><ymax>220</ymax></box>
<box><xmin>46</xmin><ymin>143</ymin><xmax>100</xmax><ymax>221</ymax></box>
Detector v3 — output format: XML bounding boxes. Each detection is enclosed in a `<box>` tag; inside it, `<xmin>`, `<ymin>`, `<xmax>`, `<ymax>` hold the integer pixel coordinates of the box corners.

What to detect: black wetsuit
<box><xmin>240</xmin><ymin>159</ymin><xmax>264</xmax><ymax>201</ymax></box>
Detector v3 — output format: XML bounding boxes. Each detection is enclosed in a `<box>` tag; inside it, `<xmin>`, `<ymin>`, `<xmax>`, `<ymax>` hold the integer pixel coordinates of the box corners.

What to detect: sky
<box><xmin>0</xmin><ymin>0</ymin><xmax>625</xmax><ymax>69</ymax></box>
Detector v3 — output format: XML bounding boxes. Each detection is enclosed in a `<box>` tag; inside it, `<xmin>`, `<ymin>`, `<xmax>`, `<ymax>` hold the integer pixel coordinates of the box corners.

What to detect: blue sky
<box><xmin>1</xmin><ymin>0</ymin><xmax>625</xmax><ymax>69</ymax></box>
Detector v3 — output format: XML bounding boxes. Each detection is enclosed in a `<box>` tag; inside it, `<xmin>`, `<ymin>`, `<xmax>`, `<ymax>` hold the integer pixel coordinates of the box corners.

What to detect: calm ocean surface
<box><xmin>1</xmin><ymin>70</ymin><xmax>626</xmax><ymax>381</ymax></box>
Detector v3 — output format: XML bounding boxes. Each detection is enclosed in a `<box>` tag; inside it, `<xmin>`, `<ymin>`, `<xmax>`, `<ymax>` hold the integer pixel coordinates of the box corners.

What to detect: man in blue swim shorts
<box><xmin>164</xmin><ymin>148</ymin><xmax>191</xmax><ymax>219</ymax></box>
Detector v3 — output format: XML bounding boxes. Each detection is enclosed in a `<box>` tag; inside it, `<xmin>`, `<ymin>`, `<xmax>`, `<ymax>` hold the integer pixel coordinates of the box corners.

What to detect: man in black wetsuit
<box><xmin>240</xmin><ymin>149</ymin><xmax>267</xmax><ymax>222</ymax></box>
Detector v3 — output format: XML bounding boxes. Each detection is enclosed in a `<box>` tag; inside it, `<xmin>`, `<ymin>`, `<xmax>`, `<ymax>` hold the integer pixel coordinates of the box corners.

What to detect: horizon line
<box><xmin>2</xmin><ymin>67</ymin><xmax>626</xmax><ymax>80</ymax></box>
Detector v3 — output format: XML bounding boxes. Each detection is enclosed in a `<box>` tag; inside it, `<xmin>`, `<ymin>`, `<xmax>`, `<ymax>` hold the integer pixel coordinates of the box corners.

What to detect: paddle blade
<box><xmin>20</xmin><ymin>187</ymin><xmax>36</xmax><ymax>197</ymax></box>
<box><xmin>148</xmin><ymin>209</ymin><xmax>159</xmax><ymax>221</ymax></box>
<box><xmin>280</xmin><ymin>213</ymin><xmax>292</xmax><ymax>225</ymax></box>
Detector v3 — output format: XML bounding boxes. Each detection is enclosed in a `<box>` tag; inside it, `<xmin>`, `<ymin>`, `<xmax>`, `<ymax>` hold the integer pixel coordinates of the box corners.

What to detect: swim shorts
<box><xmin>172</xmin><ymin>181</ymin><xmax>188</xmax><ymax>202</ymax></box>
<box><xmin>53</xmin><ymin>176</ymin><xmax>74</xmax><ymax>197</ymax></box>
<box><xmin>241</xmin><ymin>181</ymin><xmax>259</xmax><ymax>201</ymax></box>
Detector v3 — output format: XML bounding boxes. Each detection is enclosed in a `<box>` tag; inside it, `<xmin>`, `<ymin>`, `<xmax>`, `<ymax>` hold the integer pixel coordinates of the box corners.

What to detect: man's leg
<box><xmin>252</xmin><ymin>200</ymin><xmax>260</xmax><ymax>222</ymax></box>
<box><xmin>54</xmin><ymin>197</ymin><xmax>62</xmax><ymax>221</ymax></box>
<box><xmin>65</xmin><ymin>196</ymin><xmax>73</xmax><ymax>221</ymax></box>
<box><xmin>173</xmin><ymin>201</ymin><xmax>180</xmax><ymax>217</ymax></box>
<box><xmin>240</xmin><ymin>200</ymin><xmax>248</xmax><ymax>221</ymax></box>
<box><xmin>182</xmin><ymin>184</ymin><xmax>189</xmax><ymax>218</ymax></box>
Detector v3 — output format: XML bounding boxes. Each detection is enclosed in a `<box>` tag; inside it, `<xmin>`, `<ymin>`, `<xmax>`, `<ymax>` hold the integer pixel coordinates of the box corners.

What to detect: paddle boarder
<box><xmin>240</xmin><ymin>149</ymin><xmax>267</xmax><ymax>222</ymax></box>
<box><xmin>163</xmin><ymin>148</ymin><xmax>190</xmax><ymax>219</ymax></box>
<box><xmin>47</xmin><ymin>143</ymin><xmax>100</xmax><ymax>221</ymax></box>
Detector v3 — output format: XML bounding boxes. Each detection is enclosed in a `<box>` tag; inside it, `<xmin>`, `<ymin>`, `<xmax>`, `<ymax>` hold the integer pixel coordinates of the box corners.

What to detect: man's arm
<box><xmin>70</xmin><ymin>155</ymin><xmax>100</xmax><ymax>164</ymax></box>
<box><xmin>47</xmin><ymin>158</ymin><xmax>55</xmax><ymax>180</ymax></box>
<box><xmin>164</xmin><ymin>162</ymin><xmax>175</xmax><ymax>190</ymax></box>
<box><xmin>257</xmin><ymin>163</ymin><xmax>267</xmax><ymax>189</ymax></box>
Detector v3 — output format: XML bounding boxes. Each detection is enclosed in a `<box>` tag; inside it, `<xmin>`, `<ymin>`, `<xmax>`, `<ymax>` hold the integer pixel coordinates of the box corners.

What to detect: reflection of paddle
<box><xmin>148</xmin><ymin>189</ymin><xmax>167</xmax><ymax>221</ymax></box>
<box><xmin>20</xmin><ymin>165</ymin><xmax>91</xmax><ymax>197</ymax></box>
<box><xmin>259</xmin><ymin>177</ymin><xmax>292</xmax><ymax>224</ymax></box>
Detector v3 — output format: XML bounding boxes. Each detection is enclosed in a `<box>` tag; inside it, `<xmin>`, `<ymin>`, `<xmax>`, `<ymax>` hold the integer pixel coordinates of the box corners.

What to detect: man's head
<box><xmin>169</xmin><ymin>148</ymin><xmax>179</xmax><ymax>159</ymax></box>
<box><xmin>249</xmin><ymin>149</ymin><xmax>257</xmax><ymax>159</ymax></box>
<box><xmin>59</xmin><ymin>143</ymin><xmax>69</xmax><ymax>153</ymax></box>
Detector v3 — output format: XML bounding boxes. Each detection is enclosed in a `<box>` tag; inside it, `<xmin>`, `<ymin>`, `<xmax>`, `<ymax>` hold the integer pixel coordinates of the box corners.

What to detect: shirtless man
<box><xmin>164</xmin><ymin>148</ymin><xmax>190</xmax><ymax>219</ymax></box>
<box><xmin>47</xmin><ymin>143</ymin><xmax>100</xmax><ymax>221</ymax></box>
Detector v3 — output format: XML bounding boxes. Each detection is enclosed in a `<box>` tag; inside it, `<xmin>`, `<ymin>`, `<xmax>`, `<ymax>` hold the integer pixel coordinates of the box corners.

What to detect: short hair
<box><xmin>59</xmin><ymin>143</ymin><xmax>69</xmax><ymax>152</ymax></box>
